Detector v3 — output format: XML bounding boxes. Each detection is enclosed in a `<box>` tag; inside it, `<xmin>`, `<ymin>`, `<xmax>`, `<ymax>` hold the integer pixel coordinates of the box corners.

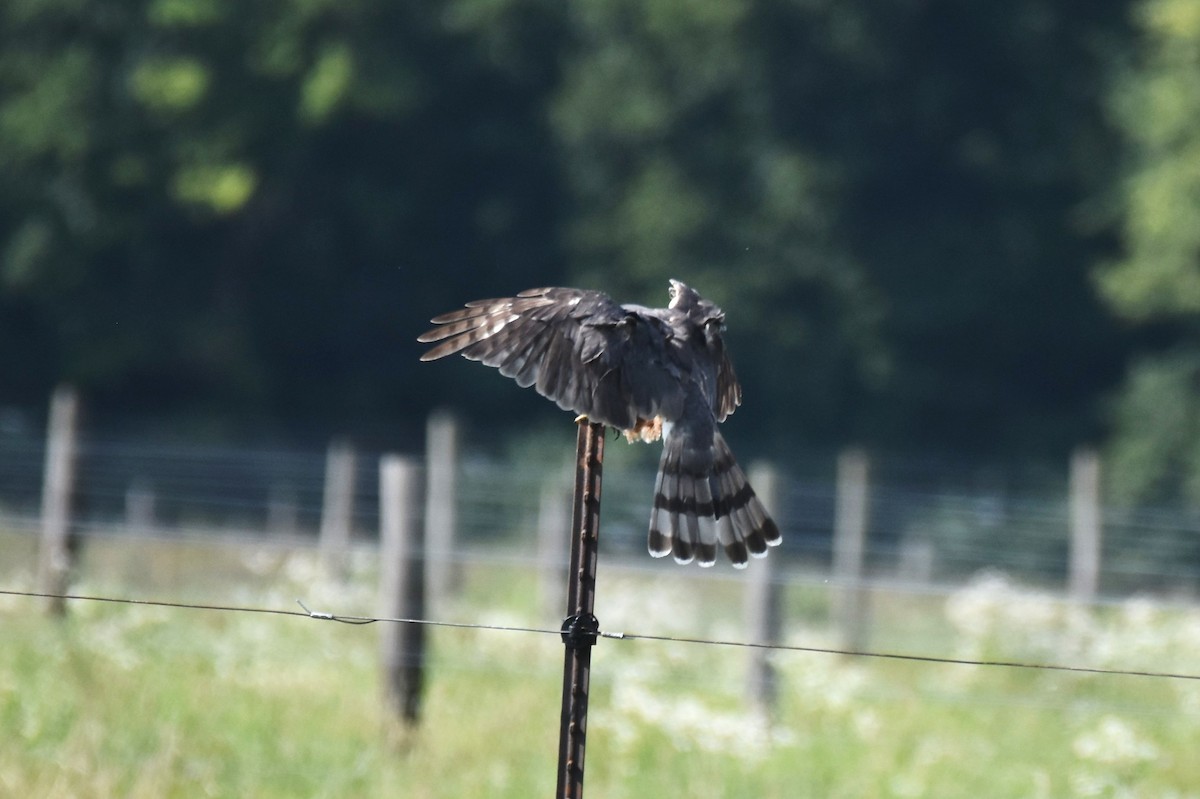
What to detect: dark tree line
<box><xmin>2</xmin><ymin>0</ymin><xmax>1196</xmax><ymax>502</ymax></box>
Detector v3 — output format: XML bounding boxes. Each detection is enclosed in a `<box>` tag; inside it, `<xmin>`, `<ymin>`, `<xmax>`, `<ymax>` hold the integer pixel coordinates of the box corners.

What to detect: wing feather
<box><xmin>715</xmin><ymin>354</ymin><xmax>741</xmax><ymax>421</ymax></box>
<box><xmin>418</xmin><ymin>287</ymin><xmax>665</xmax><ymax>428</ymax></box>
<box><xmin>497</xmin><ymin>329</ymin><xmax>550</xmax><ymax>387</ymax></box>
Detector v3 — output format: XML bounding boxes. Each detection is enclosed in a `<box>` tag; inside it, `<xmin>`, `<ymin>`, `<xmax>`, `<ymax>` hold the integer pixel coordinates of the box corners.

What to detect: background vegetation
<box><xmin>1</xmin><ymin>0</ymin><xmax>1199</xmax><ymax>489</ymax></box>
<box><xmin>3</xmin><ymin>534</ymin><xmax>1199</xmax><ymax>798</ymax></box>
<box><xmin>5</xmin><ymin>5</ymin><xmax>1200</xmax><ymax>791</ymax></box>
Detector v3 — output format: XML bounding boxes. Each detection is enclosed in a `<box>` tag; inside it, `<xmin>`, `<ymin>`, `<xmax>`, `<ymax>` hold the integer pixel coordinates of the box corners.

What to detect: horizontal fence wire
<box><xmin>4</xmin><ymin>429</ymin><xmax>1200</xmax><ymax>696</ymax></box>
<box><xmin>2</xmin><ymin>588</ymin><xmax>1198</xmax><ymax>683</ymax></box>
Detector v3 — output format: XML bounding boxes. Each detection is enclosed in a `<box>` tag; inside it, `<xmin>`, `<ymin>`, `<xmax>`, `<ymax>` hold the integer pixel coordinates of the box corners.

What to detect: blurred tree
<box><xmin>1098</xmin><ymin>0</ymin><xmax>1200</xmax><ymax>502</ymax></box>
<box><xmin>548</xmin><ymin>1</ymin><xmax>886</xmax><ymax>456</ymax></box>
<box><xmin>0</xmin><ymin>0</ymin><xmax>567</xmax><ymax>442</ymax></box>
<box><xmin>0</xmin><ymin>0</ymin><xmax>1141</xmax><ymax>468</ymax></box>
<box><xmin>833</xmin><ymin>1</ymin><xmax>1133</xmax><ymax>457</ymax></box>
<box><xmin>551</xmin><ymin>0</ymin><xmax>1133</xmax><ymax>457</ymax></box>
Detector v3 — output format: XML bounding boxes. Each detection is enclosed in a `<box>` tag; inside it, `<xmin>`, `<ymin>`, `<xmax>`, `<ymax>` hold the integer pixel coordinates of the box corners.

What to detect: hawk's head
<box><xmin>668</xmin><ymin>279</ymin><xmax>725</xmax><ymax>327</ymax></box>
<box><xmin>667</xmin><ymin>279</ymin><xmax>697</xmax><ymax>310</ymax></box>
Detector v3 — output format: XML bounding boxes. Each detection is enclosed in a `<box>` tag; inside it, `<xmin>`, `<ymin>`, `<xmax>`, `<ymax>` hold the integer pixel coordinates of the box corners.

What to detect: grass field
<box><xmin>2</xmin><ymin>529</ymin><xmax>1199</xmax><ymax>798</ymax></box>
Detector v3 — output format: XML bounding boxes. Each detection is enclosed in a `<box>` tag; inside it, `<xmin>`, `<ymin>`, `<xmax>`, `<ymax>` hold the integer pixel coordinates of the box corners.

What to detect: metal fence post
<box><xmin>556</xmin><ymin>420</ymin><xmax>605</xmax><ymax>799</ymax></box>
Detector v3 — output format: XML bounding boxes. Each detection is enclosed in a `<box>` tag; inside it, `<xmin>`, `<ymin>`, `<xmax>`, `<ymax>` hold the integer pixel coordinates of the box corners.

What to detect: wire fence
<box><xmin>6</xmin><ymin>425</ymin><xmax>1200</xmax><ymax>796</ymax></box>
<box><xmin>3</xmin><ymin>427</ymin><xmax>1199</xmax><ymax>598</ymax></box>
<box><xmin>8</xmin><ymin>412</ymin><xmax>1200</xmax><ymax>799</ymax></box>
<box><xmin>3</xmin><ymin>422</ymin><xmax>1200</xmax><ymax>693</ymax></box>
<box><xmin>2</xmin><ymin>587</ymin><xmax>1196</xmax><ymax>683</ymax></box>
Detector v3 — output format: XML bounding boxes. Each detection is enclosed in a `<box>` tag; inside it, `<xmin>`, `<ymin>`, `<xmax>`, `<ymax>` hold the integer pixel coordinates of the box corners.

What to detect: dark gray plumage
<box><xmin>418</xmin><ymin>280</ymin><xmax>781</xmax><ymax>567</ymax></box>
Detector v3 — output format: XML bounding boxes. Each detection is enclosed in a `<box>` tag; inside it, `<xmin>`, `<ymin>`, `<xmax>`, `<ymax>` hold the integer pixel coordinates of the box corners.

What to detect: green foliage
<box><xmin>1096</xmin><ymin>0</ymin><xmax>1200</xmax><ymax>504</ymax></box>
<box><xmin>130</xmin><ymin>57</ymin><xmax>211</xmax><ymax>113</ymax></box>
<box><xmin>1106</xmin><ymin>352</ymin><xmax>1200</xmax><ymax>503</ymax></box>
<box><xmin>298</xmin><ymin>43</ymin><xmax>354</xmax><ymax>123</ymax></box>
<box><xmin>551</xmin><ymin>0</ymin><xmax>1131</xmax><ymax>456</ymax></box>
<box><xmin>0</xmin><ymin>0</ymin><xmax>1151</xmax><ymax>471</ymax></box>
<box><xmin>551</xmin><ymin>1</ymin><xmax>885</xmax><ymax>453</ymax></box>
<box><xmin>170</xmin><ymin>162</ymin><xmax>257</xmax><ymax>213</ymax></box>
<box><xmin>1101</xmin><ymin>0</ymin><xmax>1200</xmax><ymax>320</ymax></box>
<box><xmin>0</xmin><ymin>0</ymin><xmax>567</xmax><ymax>439</ymax></box>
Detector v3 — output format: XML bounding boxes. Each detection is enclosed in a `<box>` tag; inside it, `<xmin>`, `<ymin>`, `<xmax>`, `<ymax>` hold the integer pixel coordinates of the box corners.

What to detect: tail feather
<box><xmin>692</xmin><ymin>475</ymin><xmax>718</xmax><ymax>566</ymax></box>
<box><xmin>716</xmin><ymin>515</ymin><xmax>747</xmax><ymax>566</ymax></box>
<box><xmin>648</xmin><ymin>429</ymin><xmax>781</xmax><ymax>568</ymax></box>
<box><xmin>713</xmin><ymin>462</ymin><xmax>758</xmax><ymax>563</ymax></box>
<box><xmin>647</xmin><ymin>463</ymin><xmax>672</xmax><ymax>558</ymax></box>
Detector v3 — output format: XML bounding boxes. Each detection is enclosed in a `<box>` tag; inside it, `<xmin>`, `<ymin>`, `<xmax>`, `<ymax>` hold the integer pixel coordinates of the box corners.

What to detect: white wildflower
<box><xmin>241</xmin><ymin>547</ymin><xmax>283</xmax><ymax>576</ymax></box>
<box><xmin>1072</xmin><ymin>715</ymin><xmax>1160</xmax><ymax>765</ymax></box>
<box><xmin>1069</xmin><ymin>770</ymin><xmax>1112</xmax><ymax>798</ymax></box>
<box><xmin>852</xmin><ymin>708</ymin><xmax>881</xmax><ymax>741</ymax></box>
<box><xmin>606</xmin><ymin>676</ymin><xmax>782</xmax><ymax>759</ymax></box>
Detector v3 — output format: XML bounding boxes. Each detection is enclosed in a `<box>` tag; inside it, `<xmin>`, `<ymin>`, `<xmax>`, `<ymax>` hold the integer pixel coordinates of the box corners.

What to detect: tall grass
<box><xmin>2</xmin><ymin>531</ymin><xmax>1199</xmax><ymax>797</ymax></box>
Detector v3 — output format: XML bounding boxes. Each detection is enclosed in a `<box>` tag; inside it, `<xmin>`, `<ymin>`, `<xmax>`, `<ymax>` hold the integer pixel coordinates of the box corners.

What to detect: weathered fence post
<box><xmin>319</xmin><ymin>439</ymin><xmax>357</xmax><ymax>580</ymax></box>
<box><xmin>38</xmin><ymin>385</ymin><xmax>80</xmax><ymax>616</ymax></box>
<box><xmin>744</xmin><ymin>462</ymin><xmax>782</xmax><ymax>718</ymax></box>
<box><xmin>379</xmin><ymin>455</ymin><xmax>426</xmax><ymax>724</ymax></box>
<box><xmin>557</xmin><ymin>420</ymin><xmax>605</xmax><ymax>799</ymax></box>
<box><xmin>1069</xmin><ymin>448</ymin><xmax>1102</xmax><ymax>602</ymax></box>
<box><xmin>538</xmin><ymin>465</ymin><xmax>571</xmax><ymax>620</ymax></box>
<box><xmin>424</xmin><ymin>410</ymin><xmax>460</xmax><ymax>608</ymax></box>
<box><xmin>833</xmin><ymin>448</ymin><xmax>871</xmax><ymax>651</ymax></box>
<box><xmin>125</xmin><ymin>478</ymin><xmax>156</xmax><ymax>536</ymax></box>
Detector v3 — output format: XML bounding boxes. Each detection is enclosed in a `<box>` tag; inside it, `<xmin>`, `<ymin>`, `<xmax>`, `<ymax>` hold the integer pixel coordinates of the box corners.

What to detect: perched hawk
<box><xmin>418</xmin><ymin>280</ymin><xmax>781</xmax><ymax>567</ymax></box>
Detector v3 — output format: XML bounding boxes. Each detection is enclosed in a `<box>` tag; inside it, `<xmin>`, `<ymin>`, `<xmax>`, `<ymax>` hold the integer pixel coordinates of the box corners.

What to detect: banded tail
<box><xmin>647</xmin><ymin>429</ymin><xmax>781</xmax><ymax>568</ymax></box>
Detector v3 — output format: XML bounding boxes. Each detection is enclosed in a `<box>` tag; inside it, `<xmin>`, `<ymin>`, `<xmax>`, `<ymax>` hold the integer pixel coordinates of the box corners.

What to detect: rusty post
<box><xmin>556</xmin><ymin>420</ymin><xmax>605</xmax><ymax>799</ymax></box>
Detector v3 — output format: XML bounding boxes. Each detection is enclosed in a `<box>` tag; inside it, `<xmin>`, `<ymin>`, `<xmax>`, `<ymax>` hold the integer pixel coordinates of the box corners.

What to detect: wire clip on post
<box><xmin>560</xmin><ymin>613</ymin><xmax>600</xmax><ymax>649</ymax></box>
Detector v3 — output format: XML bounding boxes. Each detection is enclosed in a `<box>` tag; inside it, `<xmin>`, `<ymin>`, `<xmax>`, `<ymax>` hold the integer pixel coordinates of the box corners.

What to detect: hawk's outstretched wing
<box><xmin>419</xmin><ymin>287</ymin><xmax>685</xmax><ymax>430</ymax></box>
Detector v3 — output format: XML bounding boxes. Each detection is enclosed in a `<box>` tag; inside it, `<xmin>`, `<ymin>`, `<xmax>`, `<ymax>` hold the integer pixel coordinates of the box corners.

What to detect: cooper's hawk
<box><xmin>418</xmin><ymin>280</ymin><xmax>781</xmax><ymax>567</ymax></box>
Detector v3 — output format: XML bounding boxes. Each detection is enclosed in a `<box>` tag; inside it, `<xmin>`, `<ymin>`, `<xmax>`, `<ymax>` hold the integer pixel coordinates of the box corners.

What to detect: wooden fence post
<box><xmin>425</xmin><ymin>410</ymin><xmax>460</xmax><ymax>608</ymax></box>
<box><xmin>832</xmin><ymin>448</ymin><xmax>871</xmax><ymax>651</ymax></box>
<box><xmin>379</xmin><ymin>455</ymin><xmax>426</xmax><ymax>724</ymax></box>
<box><xmin>319</xmin><ymin>440</ymin><xmax>357</xmax><ymax>580</ymax></box>
<box><xmin>38</xmin><ymin>385</ymin><xmax>80</xmax><ymax>616</ymax></box>
<box><xmin>744</xmin><ymin>462</ymin><xmax>782</xmax><ymax>718</ymax></box>
<box><xmin>1069</xmin><ymin>448</ymin><xmax>1102</xmax><ymax>602</ymax></box>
